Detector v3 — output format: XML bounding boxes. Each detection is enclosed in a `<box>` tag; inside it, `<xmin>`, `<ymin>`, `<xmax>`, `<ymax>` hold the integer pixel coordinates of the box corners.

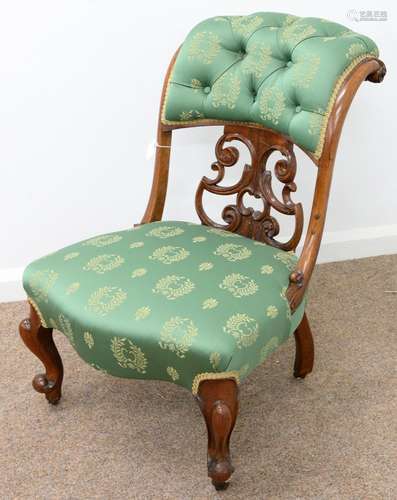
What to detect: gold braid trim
<box><xmin>192</xmin><ymin>370</ymin><xmax>240</xmax><ymax>395</ymax></box>
<box><xmin>27</xmin><ymin>297</ymin><xmax>48</xmax><ymax>328</ymax></box>
<box><xmin>160</xmin><ymin>58</ymin><xmax>177</xmax><ymax>124</ymax></box>
<box><xmin>313</xmin><ymin>54</ymin><xmax>374</xmax><ymax>159</ymax></box>
<box><xmin>161</xmin><ymin>53</ymin><xmax>377</xmax><ymax>160</ymax></box>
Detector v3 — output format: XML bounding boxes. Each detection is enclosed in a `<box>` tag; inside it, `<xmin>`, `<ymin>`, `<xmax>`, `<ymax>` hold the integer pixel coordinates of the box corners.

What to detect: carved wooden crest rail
<box><xmin>195</xmin><ymin>125</ymin><xmax>303</xmax><ymax>252</ymax></box>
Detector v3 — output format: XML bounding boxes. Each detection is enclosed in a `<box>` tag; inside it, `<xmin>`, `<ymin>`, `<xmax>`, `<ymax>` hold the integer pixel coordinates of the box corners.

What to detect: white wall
<box><xmin>1</xmin><ymin>0</ymin><xmax>396</xmax><ymax>301</ymax></box>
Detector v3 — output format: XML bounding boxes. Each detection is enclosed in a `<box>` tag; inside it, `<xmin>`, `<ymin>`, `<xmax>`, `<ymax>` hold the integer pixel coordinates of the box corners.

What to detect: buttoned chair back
<box><xmin>143</xmin><ymin>13</ymin><xmax>385</xmax><ymax>313</ymax></box>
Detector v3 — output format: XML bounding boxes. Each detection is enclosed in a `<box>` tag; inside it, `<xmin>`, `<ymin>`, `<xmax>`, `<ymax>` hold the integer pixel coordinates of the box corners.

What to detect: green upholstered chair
<box><xmin>19</xmin><ymin>12</ymin><xmax>385</xmax><ymax>491</ymax></box>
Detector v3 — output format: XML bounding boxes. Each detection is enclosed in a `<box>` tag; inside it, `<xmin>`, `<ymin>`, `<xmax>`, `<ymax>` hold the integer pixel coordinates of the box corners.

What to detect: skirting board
<box><xmin>1</xmin><ymin>224</ymin><xmax>396</xmax><ymax>303</ymax></box>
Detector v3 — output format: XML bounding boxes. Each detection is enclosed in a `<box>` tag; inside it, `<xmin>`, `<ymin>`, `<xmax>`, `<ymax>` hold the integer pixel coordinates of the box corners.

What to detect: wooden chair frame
<box><xmin>19</xmin><ymin>48</ymin><xmax>385</xmax><ymax>490</ymax></box>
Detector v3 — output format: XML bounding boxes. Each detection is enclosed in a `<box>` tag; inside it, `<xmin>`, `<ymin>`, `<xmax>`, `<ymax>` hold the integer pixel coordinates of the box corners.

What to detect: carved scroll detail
<box><xmin>195</xmin><ymin>125</ymin><xmax>303</xmax><ymax>251</ymax></box>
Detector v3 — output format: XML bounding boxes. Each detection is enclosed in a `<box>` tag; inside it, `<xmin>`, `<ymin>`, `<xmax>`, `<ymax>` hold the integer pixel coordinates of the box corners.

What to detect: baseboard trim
<box><xmin>1</xmin><ymin>224</ymin><xmax>396</xmax><ymax>303</ymax></box>
<box><xmin>315</xmin><ymin>224</ymin><xmax>397</xmax><ymax>263</ymax></box>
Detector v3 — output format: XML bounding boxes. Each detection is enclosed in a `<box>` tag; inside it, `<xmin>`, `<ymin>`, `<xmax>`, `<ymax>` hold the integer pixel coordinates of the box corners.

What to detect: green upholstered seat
<box><xmin>23</xmin><ymin>221</ymin><xmax>305</xmax><ymax>393</ymax></box>
<box><xmin>162</xmin><ymin>13</ymin><xmax>378</xmax><ymax>158</ymax></box>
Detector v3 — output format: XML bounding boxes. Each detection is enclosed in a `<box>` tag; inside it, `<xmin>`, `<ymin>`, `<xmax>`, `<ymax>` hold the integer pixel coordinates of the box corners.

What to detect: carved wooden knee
<box><xmin>195</xmin><ymin>378</ymin><xmax>238</xmax><ymax>490</ymax></box>
<box><xmin>19</xmin><ymin>304</ymin><xmax>64</xmax><ymax>404</ymax></box>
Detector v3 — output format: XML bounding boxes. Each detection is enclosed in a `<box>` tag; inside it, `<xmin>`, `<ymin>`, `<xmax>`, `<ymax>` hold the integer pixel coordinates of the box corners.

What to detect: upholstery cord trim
<box><xmin>27</xmin><ymin>297</ymin><xmax>48</xmax><ymax>328</ymax></box>
<box><xmin>162</xmin><ymin>53</ymin><xmax>376</xmax><ymax>160</ymax></box>
<box><xmin>191</xmin><ymin>370</ymin><xmax>240</xmax><ymax>394</ymax></box>
<box><xmin>313</xmin><ymin>53</ymin><xmax>376</xmax><ymax>159</ymax></box>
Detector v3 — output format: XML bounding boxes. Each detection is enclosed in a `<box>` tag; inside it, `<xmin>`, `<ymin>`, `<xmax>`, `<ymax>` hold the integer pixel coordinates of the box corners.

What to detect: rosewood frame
<box><xmin>19</xmin><ymin>48</ymin><xmax>385</xmax><ymax>490</ymax></box>
<box><xmin>142</xmin><ymin>52</ymin><xmax>385</xmax><ymax>488</ymax></box>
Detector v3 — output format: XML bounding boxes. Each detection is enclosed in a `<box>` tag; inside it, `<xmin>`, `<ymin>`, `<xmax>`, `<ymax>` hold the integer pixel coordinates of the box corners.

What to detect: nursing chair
<box><xmin>19</xmin><ymin>13</ymin><xmax>385</xmax><ymax>490</ymax></box>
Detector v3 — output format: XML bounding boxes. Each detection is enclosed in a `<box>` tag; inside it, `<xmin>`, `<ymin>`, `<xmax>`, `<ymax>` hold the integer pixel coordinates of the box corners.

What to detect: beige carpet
<box><xmin>1</xmin><ymin>255</ymin><xmax>396</xmax><ymax>499</ymax></box>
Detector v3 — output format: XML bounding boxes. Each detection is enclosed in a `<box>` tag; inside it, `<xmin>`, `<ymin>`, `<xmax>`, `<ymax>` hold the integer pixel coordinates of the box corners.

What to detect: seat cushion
<box><xmin>162</xmin><ymin>12</ymin><xmax>379</xmax><ymax>159</ymax></box>
<box><xmin>23</xmin><ymin>221</ymin><xmax>305</xmax><ymax>393</ymax></box>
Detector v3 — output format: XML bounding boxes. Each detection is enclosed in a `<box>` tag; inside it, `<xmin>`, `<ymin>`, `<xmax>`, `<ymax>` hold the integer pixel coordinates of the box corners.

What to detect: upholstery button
<box><xmin>204</xmin><ymin>86</ymin><xmax>211</xmax><ymax>94</ymax></box>
<box><xmin>295</xmin><ymin>105</ymin><xmax>301</xmax><ymax>113</ymax></box>
<box><xmin>287</xmin><ymin>61</ymin><xmax>293</xmax><ymax>68</ymax></box>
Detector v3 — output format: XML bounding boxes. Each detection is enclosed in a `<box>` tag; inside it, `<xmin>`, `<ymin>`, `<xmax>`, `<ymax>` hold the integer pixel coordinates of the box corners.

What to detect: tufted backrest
<box><xmin>162</xmin><ymin>12</ymin><xmax>378</xmax><ymax>159</ymax></box>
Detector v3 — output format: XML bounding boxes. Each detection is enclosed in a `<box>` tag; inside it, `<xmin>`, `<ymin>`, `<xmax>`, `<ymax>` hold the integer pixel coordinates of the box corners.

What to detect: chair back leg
<box><xmin>293</xmin><ymin>312</ymin><xmax>314</xmax><ymax>378</ymax></box>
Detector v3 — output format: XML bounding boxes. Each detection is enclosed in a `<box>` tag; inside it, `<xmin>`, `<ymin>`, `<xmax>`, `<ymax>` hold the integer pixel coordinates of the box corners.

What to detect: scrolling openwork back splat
<box><xmin>195</xmin><ymin>125</ymin><xmax>304</xmax><ymax>252</ymax></box>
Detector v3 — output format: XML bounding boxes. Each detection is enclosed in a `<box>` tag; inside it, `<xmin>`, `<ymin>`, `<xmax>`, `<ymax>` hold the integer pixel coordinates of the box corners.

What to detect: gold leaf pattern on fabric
<box><xmin>146</xmin><ymin>226</ymin><xmax>184</xmax><ymax>239</ymax></box>
<box><xmin>83</xmin><ymin>254</ymin><xmax>125</xmax><ymax>274</ymax></box>
<box><xmin>86</xmin><ymin>286</ymin><xmax>127</xmax><ymax>316</ymax></box>
<box><xmin>131</xmin><ymin>268</ymin><xmax>147</xmax><ymax>278</ymax></box>
<box><xmin>179</xmin><ymin>110</ymin><xmax>205</xmax><ymax>120</ymax></box>
<box><xmin>308</xmin><ymin>110</ymin><xmax>325</xmax><ymax>136</ymax></box>
<box><xmin>83</xmin><ymin>234</ymin><xmax>122</xmax><ymax>247</ymax></box>
<box><xmin>83</xmin><ymin>331</ymin><xmax>94</xmax><ymax>349</ymax></box>
<box><xmin>111</xmin><ymin>337</ymin><xmax>148</xmax><ymax>373</ymax></box>
<box><xmin>198</xmin><ymin>262</ymin><xmax>214</xmax><ymax>271</ymax></box>
<box><xmin>274</xmin><ymin>251</ymin><xmax>297</xmax><ymax>271</ymax></box>
<box><xmin>219</xmin><ymin>273</ymin><xmax>258</xmax><ymax>298</ymax></box>
<box><xmin>149</xmin><ymin>246</ymin><xmax>190</xmax><ymax>265</ymax></box>
<box><xmin>192</xmin><ymin>236</ymin><xmax>206</xmax><ymax>243</ymax></box>
<box><xmin>283</xmin><ymin>14</ymin><xmax>299</xmax><ymax>26</ymax></box>
<box><xmin>191</xmin><ymin>78</ymin><xmax>203</xmax><ymax>90</ymax></box>
<box><xmin>211</xmin><ymin>72</ymin><xmax>241</xmax><ymax>109</ymax></box>
<box><xmin>214</xmin><ymin>243</ymin><xmax>252</xmax><ymax>262</ymax></box>
<box><xmin>159</xmin><ymin>316</ymin><xmax>198</xmax><ymax>358</ymax></box>
<box><xmin>134</xmin><ymin>306</ymin><xmax>151</xmax><ymax>320</ymax></box>
<box><xmin>187</xmin><ymin>31</ymin><xmax>221</xmax><ymax>65</ymax></box>
<box><xmin>129</xmin><ymin>241</ymin><xmax>144</xmax><ymax>248</ymax></box>
<box><xmin>202</xmin><ymin>298</ymin><xmax>219</xmax><ymax>310</ymax></box>
<box><xmin>66</xmin><ymin>282</ymin><xmax>80</xmax><ymax>295</ymax></box>
<box><xmin>259</xmin><ymin>87</ymin><xmax>286</xmax><ymax>125</ymax></box>
<box><xmin>242</xmin><ymin>44</ymin><xmax>272</xmax><ymax>78</ymax></box>
<box><xmin>266</xmin><ymin>305</ymin><xmax>279</xmax><ymax>318</ymax></box>
<box><xmin>260</xmin><ymin>336</ymin><xmax>280</xmax><ymax>362</ymax></box>
<box><xmin>153</xmin><ymin>275</ymin><xmax>195</xmax><ymax>300</ymax></box>
<box><xmin>166</xmin><ymin>366</ymin><xmax>180</xmax><ymax>381</ymax></box>
<box><xmin>223</xmin><ymin>313</ymin><xmax>259</xmax><ymax>348</ymax></box>
<box><xmin>58</xmin><ymin>313</ymin><xmax>74</xmax><ymax>345</ymax></box>
<box><xmin>280</xmin><ymin>286</ymin><xmax>292</xmax><ymax>320</ymax></box>
<box><xmin>22</xmin><ymin>219</ymin><xmax>308</xmax><ymax>393</ymax></box>
<box><xmin>280</xmin><ymin>21</ymin><xmax>316</xmax><ymax>45</ymax></box>
<box><xmin>206</xmin><ymin>227</ymin><xmax>240</xmax><ymax>238</ymax></box>
<box><xmin>64</xmin><ymin>252</ymin><xmax>80</xmax><ymax>261</ymax></box>
<box><xmin>260</xmin><ymin>265</ymin><xmax>274</xmax><ymax>274</ymax></box>
<box><xmin>229</xmin><ymin>15</ymin><xmax>264</xmax><ymax>36</ymax></box>
<box><xmin>209</xmin><ymin>352</ymin><xmax>221</xmax><ymax>370</ymax></box>
<box><xmin>291</xmin><ymin>54</ymin><xmax>321</xmax><ymax>89</ymax></box>
<box><xmin>346</xmin><ymin>42</ymin><xmax>365</xmax><ymax>60</ymax></box>
<box><xmin>28</xmin><ymin>269</ymin><xmax>58</xmax><ymax>303</ymax></box>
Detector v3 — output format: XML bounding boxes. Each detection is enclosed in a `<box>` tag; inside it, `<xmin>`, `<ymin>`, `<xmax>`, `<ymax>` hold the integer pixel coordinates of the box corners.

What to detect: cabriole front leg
<box><xmin>19</xmin><ymin>304</ymin><xmax>64</xmax><ymax>404</ymax></box>
<box><xmin>195</xmin><ymin>378</ymin><xmax>239</xmax><ymax>491</ymax></box>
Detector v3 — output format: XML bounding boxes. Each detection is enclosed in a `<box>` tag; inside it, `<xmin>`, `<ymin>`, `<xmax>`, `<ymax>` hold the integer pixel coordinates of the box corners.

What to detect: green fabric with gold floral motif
<box><xmin>162</xmin><ymin>13</ymin><xmax>378</xmax><ymax>158</ymax></box>
<box><xmin>23</xmin><ymin>222</ymin><xmax>305</xmax><ymax>392</ymax></box>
